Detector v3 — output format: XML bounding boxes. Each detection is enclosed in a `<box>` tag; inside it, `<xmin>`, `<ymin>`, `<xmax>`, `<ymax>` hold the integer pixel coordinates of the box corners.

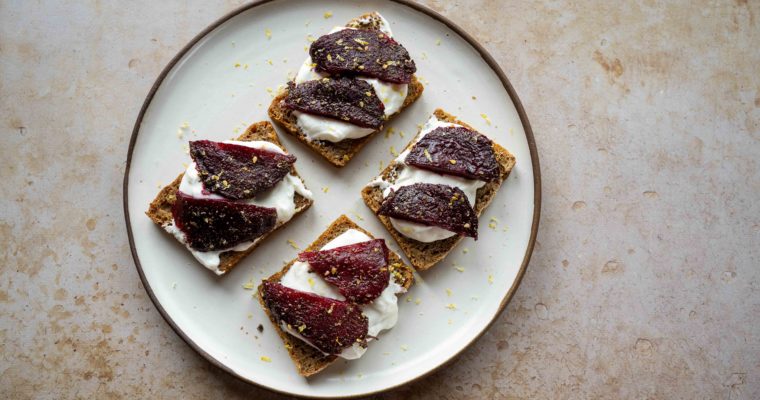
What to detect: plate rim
<box><xmin>122</xmin><ymin>0</ymin><xmax>541</xmax><ymax>397</ymax></box>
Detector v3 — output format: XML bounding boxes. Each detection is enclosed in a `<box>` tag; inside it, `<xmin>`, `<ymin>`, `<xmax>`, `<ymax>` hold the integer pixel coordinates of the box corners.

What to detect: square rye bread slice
<box><xmin>268</xmin><ymin>13</ymin><xmax>424</xmax><ymax>167</ymax></box>
<box><xmin>257</xmin><ymin>215</ymin><xmax>414</xmax><ymax>377</ymax></box>
<box><xmin>146</xmin><ymin>121</ymin><xmax>313</xmax><ymax>275</ymax></box>
<box><xmin>361</xmin><ymin>109</ymin><xmax>517</xmax><ymax>271</ymax></box>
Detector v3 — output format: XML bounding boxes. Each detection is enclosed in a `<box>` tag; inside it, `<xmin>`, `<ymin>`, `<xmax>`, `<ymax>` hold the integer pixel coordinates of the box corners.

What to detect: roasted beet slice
<box><xmin>405</xmin><ymin>127</ymin><xmax>500</xmax><ymax>182</ymax></box>
<box><xmin>298</xmin><ymin>239</ymin><xmax>390</xmax><ymax>304</ymax></box>
<box><xmin>378</xmin><ymin>183</ymin><xmax>478</xmax><ymax>239</ymax></box>
<box><xmin>284</xmin><ymin>78</ymin><xmax>385</xmax><ymax>129</ymax></box>
<box><xmin>172</xmin><ymin>192</ymin><xmax>277</xmax><ymax>251</ymax></box>
<box><xmin>189</xmin><ymin>140</ymin><xmax>296</xmax><ymax>200</ymax></box>
<box><xmin>261</xmin><ymin>282</ymin><xmax>368</xmax><ymax>355</ymax></box>
<box><xmin>310</xmin><ymin>28</ymin><xmax>416</xmax><ymax>84</ymax></box>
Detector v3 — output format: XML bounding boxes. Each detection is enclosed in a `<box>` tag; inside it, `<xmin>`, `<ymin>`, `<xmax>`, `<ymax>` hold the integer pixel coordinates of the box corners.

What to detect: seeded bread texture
<box><xmin>268</xmin><ymin>13</ymin><xmax>424</xmax><ymax>167</ymax></box>
<box><xmin>257</xmin><ymin>215</ymin><xmax>414</xmax><ymax>377</ymax></box>
<box><xmin>145</xmin><ymin>121</ymin><xmax>313</xmax><ymax>275</ymax></box>
<box><xmin>361</xmin><ymin>109</ymin><xmax>517</xmax><ymax>271</ymax></box>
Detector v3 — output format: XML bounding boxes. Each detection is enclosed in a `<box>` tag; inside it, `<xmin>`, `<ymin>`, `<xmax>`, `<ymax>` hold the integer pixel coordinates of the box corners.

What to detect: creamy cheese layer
<box><xmin>164</xmin><ymin>140</ymin><xmax>312</xmax><ymax>274</ymax></box>
<box><xmin>292</xmin><ymin>18</ymin><xmax>408</xmax><ymax>142</ymax></box>
<box><xmin>369</xmin><ymin>116</ymin><xmax>486</xmax><ymax>242</ymax></box>
<box><xmin>280</xmin><ymin>229</ymin><xmax>405</xmax><ymax>359</ymax></box>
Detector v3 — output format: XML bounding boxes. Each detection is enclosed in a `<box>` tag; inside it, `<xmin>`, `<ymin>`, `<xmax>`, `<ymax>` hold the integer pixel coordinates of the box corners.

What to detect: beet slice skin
<box><xmin>378</xmin><ymin>183</ymin><xmax>478</xmax><ymax>239</ymax></box>
<box><xmin>298</xmin><ymin>239</ymin><xmax>390</xmax><ymax>304</ymax></box>
<box><xmin>172</xmin><ymin>192</ymin><xmax>277</xmax><ymax>251</ymax></box>
<box><xmin>189</xmin><ymin>140</ymin><xmax>296</xmax><ymax>200</ymax></box>
<box><xmin>405</xmin><ymin>126</ymin><xmax>500</xmax><ymax>182</ymax></box>
<box><xmin>310</xmin><ymin>28</ymin><xmax>416</xmax><ymax>84</ymax></box>
<box><xmin>284</xmin><ymin>77</ymin><xmax>385</xmax><ymax>129</ymax></box>
<box><xmin>261</xmin><ymin>282</ymin><xmax>369</xmax><ymax>355</ymax></box>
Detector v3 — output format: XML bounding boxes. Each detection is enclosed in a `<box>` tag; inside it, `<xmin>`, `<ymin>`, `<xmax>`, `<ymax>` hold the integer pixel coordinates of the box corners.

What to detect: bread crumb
<box><xmin>471</xmin><ymin>95</ymin><xmax>477</xmax><ymax>100</ymax></box>
<box><xmin>488</xmin><ymin>275</ymin><xmax>494</xmax><ymax>284</ymax></box>
<box><xmin>247</xmin><ymin>313</ymin><xmax>253</xmax><ymax>319</ymax></box>
<box><xmin>480</xmin><ymin>113</ymin><xmax>492</xmax><ymax>125</ymax></box>
<box><xmin>286</xmin><ymin>239</ymin><xmax>300</xmax><ymax>249</ymax></box>
<box><xmin>323</xmin><ymin>11</ymin><xmax>333</xmax><ymax>19</ymax></box>
<box><xmin>260</xmin><ymin>356</ymin><xmax>272</xmax><ymax>362</ymax></box>
<box><xmin>445</xmin><ymin>288</ymin><xmax>452</xmax><ymax>297</ymax></box>
<box><xmin>445</xmin><ymin>303</ymin><xmax>457</xmax><ymax>310</ymax></box>
<box><xmin>264</xmin><ymin>28</ymin><xmax>272</xmax><ymax>39</ymax></box>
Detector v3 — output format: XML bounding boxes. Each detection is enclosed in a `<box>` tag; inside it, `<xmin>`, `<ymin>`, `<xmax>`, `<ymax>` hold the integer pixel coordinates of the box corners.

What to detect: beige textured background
<box><xmin>1</xmin><ymin>0</ymin><xmax>759</xmax><ymax>399</ymax></box>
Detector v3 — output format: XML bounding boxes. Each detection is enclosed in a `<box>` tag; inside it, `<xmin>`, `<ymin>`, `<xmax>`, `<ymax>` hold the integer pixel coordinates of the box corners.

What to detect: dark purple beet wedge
<box><xmin>171</xmin><ymin>192</ymin><xmax>277</xmax><ymax>251</ymax></box>
<box><xmin>284</xmin><ymin>78</ymin><xmax>385</xmax><ymax>129</ymax></box>
<box><xmin>189</xmin><ymin>140</ymin><xmax>296</xmax><ymax>200</ymax></box>
<box><xmin>261</xmin><ymin>282</ymin><xmax>369</xmax><ymax>355</ymax></box>
<box><xmin>298</xmin><ymin>239</ymin><xmax>390</xmax><ymax>304</ymax></box>
<box><xmin>405</xmin><ymin>126</ymin><xmax>500</xmax><ymax>182</ymax></box>
<box><xmin>378</xmin><ymin>183</ymin><xmax>478</xmax><ymax>239</ymax></box>
<box><xmin>310</xmin><ymin>29</ymin><xmax>416</xmax><ymax>84</ymax></box>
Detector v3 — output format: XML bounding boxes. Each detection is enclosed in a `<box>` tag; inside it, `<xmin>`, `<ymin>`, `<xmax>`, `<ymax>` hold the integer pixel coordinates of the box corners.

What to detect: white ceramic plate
<box><xmin>124</xmin><ymin>0</ymin><xmax>539</xmax><ymax>397</ymax></box>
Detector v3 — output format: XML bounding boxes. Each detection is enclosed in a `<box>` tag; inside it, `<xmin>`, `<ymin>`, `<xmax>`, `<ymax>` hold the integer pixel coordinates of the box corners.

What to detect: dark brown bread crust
<box><xmin>145</xmin><ymin>121</ymin><xmax>313</xmax><ymax>275</ymax></box>
<box><xmin>268</xmin><ymin>13</ymin><xmax>424</xmax><ymax>167</ymax></box>
<box><xmin>257</xmin><ymin>215</ymin><xmax>414</xmax><ymax>377</ymax></box>
<box><xmin>361</xmin><ymin>109</ymin><xmax>517</xmax><ymax>271</ymax></box>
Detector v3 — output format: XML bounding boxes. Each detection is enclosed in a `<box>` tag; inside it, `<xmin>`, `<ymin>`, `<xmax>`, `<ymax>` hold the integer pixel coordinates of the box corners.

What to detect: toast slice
<box><xmin>361</xmin><ymin>109</ymin><xmax>516</xmax><ymax>271</ymax></box>
<box><xmin>268</xmin><ymin>12</ymin><xmax>424</xmax><ymax>167</ymax></box>
<box><xmin>257</xmin><ymin>215</ymin><xmax>414</xmax><ymax>377</ymax></box>
<box><xmin>146</xmin><ymin>121</ymin><xmax>313</xmax><ymax>275</ymax></box>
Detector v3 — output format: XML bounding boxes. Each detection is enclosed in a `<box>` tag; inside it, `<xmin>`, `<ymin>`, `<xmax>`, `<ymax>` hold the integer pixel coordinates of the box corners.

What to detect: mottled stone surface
<box><xmin>1</xmin><ymin>1</ymin><xmax>759</xmax><ymax>399</ymax></box>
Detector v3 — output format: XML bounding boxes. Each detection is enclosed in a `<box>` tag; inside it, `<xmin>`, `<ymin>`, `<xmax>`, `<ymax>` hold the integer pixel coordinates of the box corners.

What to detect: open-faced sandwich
<box><xmin>269</xmin><ymin>12</ymin><xmax>423</xmax><ymax>167</ymax></box>
<box><xmin>257</xmin><ymin>215</ymin><xmax>414</xmax><ymax>376</ymax></box>
<box><xmin>146</xmin><ymin>121</ymin><xmax>313</xmax><ymax>276</ymax></box>
<box><xmin>362</xmin><ymin>109</ymin><xmax>516</xmax><ymax>270</ymax></box>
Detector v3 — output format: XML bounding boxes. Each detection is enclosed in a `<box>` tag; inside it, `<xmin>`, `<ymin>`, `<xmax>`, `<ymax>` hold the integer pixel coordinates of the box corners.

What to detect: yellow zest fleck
<box><xmin>390</xmin><ymin>146</ymin><xmax>398</xmax><ymax>157</ymax></box>
<box><xmin>488</xmin><ymin>217</ymin><xmax>499</xmax><ymax>230</ymax></box>
<box><xmin>488</xmin><ymin>275</ymin><xmax>494</xmax><ymax>284</ymax></box>
<box><xmin>307</xmin><ymin>277</ymin><xmax>315</xmax><ymax>288</ymax></box>
<box><xmin>445</xmin><ymin>303</ymin><xmax>457</xmax><ymax>310</ymax></box>
<box><xmin>446</xmin><ymin>288</ymin><xmax>452</xmax><ymax>296</ymax></box>
<box><xmin>400</xmin><ymin>345</ymin><xmax>408</xmax><ymax>351</ymax></box>
<box><xmin>247</xmin><ymin>313</ymin><xmax>253</xmax><ymax>319</ymax></box>
<box><xmin>435</xmin><ymin>38</ymin><xmax>442</xmax><ymax>46</ymax></box>
<box><xmin>267</xmin><ymin>59</ymin><xmax>273</xmax><ymax>65</ymax></box>
<box><xmin>298</xmin><ymin>324</ymin><xmax>306</xmax><ymax>332</ymax></box>
<box><xmin>414</xmin><ymin>298</ymin><xmax>421</xmax><ymax>305</ymax></box>
<box><xmin>385</xmin><ymin>127</ymin><xmax>395</xmax><ymax>138</ymax></box>
<box><xmin>323</xmin><ymin>11</ymin><xmax>333</xmax><ymax>19</ymax></box>
<box><xmin>378</xmin><ymin>160</ymin><xmax>384</xmax><ymax>171</ymax></box>
<box><xmin>448</xmin><ymin>319</ymin><xmax>453</xmax><ymax>325</ymax></box>
<box><xmin>260</xmin><ymin>356</ymin><xmax>271</xmax><ymax>362</ymax></box>
<box><xmin>406</xmin><ymin>297</ymin><xmax>412</xmax><ymax>303</ymax></box>
<box><xmin>365</xmin><ymin>91</ymin><xmax>373</xmax><ymax>97</ymax></box>
<box><xmin>242</xmin><ymin>281</ymin><xmax>255</xmax><ymax>290</ymax></box>
<box><xmin>264</xmin><ymin>28</ymin><xmax>272</xmax><ymax>39</ymax></box>
<box><xmin>244</xmin><ymin>63</ymin><xmax>249</xmax><ymax>70</ymax></box>
<box><xmin>327</xmin><ymin>54</ymin><xmax>332</xmax><ymax>62</ymax></box>
<box><xmin>423</xmin><ymin>149</ymin><xmax>432</xmax><ymax>161</ymax></box>
<box><xmin>287</xmin><ymin>239</ymin><xmax>300</xmax><ymax>249</ymax></box>
<box><xmin>472</xmin><ymin>95</ymin><xmax>477</xmax><ymax>100</ymax></box>
<box><xmin>322</xmin><ymin>186</ymin><xmax>329</xmax><ymax>193</ymax></box>
<box><xmin>462</xmin><ymin>248</ymin><xmax>469</xmax><ymax>254</ymax></box>
<box><xmin>480</xmin><ymin>113</ymin><xmax>492</xmax><ymax>125</ymax></box>
<box><xmin>307</xmin><ymin>34</ymin><xmax>316</xmax><ymax>43</ymax></box>
<box><xmin>455</xmin><ymin>266</ymin><xmax>465</xmax><ymax>273</ymax></box>
<box><xmin>284</xmin><ymin>342</ymin><xmax>292</xmax><ymax>349</ymax></box>
<box><xmin>234</xmin><ymin>62</ymin><xmax>241</xmax><ymax>68</ymax></box>
<box><xmin>449</xmin><ymin>159</ymin><xmax>457</xmax><ymax>164</ymax></box>
<box><xmin>327</xmin><ymin>304</ymin><xmax>335</xmax><ymax>314</ymax></box>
